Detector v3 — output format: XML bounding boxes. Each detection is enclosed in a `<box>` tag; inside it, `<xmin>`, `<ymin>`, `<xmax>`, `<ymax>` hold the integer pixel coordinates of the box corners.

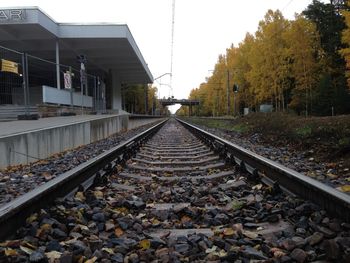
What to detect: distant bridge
<box><xmin>159</xmin><ymin>98</ymin><xmax>200</xmax><ymax>116</ymax></box>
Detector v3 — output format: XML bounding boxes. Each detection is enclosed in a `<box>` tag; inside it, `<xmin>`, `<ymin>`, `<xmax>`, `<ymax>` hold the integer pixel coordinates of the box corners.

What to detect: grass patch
<box><xmin>185</xmin><ymin>113</ymin><xmax>350</xmax><ymax>160</ymax></box>
<box><xmin>232</xmin><ymin>124</ymin><xmax>250</xmax><ymax>133</ymax></box>
<box><xmin>294</xmin><ymin>126</ymin><xmax>312</xmax><ymax>138</ymax></box>
<box><xmin>339</xmin><ymin>137</ymin><xmax>350</xmax><ymax>146</ymax></box>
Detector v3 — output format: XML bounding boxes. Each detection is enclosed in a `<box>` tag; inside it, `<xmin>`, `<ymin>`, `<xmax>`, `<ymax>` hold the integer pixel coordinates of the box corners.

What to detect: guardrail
<box><xmin>0</xmin><ymin>119</ymin><xmax>167</xmax><ymax>240</ymax></box>
<box><xmin>177</xmin><ymin>118</ymin><xmax>350</xmax><ymax>222</ymax></box>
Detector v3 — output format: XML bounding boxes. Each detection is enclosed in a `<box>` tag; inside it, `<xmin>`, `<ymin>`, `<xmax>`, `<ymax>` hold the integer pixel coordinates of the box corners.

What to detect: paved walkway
<box><xmin>0</xmin><ymin>114</ymin><xmax>120</xmax><ymax>137</ymax></box>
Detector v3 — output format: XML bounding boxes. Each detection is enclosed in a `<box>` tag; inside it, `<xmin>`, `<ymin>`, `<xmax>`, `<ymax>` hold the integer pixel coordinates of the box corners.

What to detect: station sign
<box><xmin>1</xmin><ymin>59</ymin><xmax>19</xmax><ymax>74</ymax></box>
<box><xmin>0</xmin><ymin>9</ymin><xmax>26</xmax><ymax>22</ymax></box>
<box><xmin>64</xmin><ymin>72</ymin><xmax>72</xmax><ymax>89</ymax></box>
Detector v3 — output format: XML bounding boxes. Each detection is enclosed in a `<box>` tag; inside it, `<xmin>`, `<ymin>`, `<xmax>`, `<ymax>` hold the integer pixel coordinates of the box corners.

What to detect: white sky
<box><xmin>1</xmin><ymin>0</ymin><xmax>327</xmax><ymax>112</ymax></box>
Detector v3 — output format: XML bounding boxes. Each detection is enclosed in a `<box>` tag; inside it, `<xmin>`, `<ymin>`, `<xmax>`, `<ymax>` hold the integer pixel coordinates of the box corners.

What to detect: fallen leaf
<box><xmin>114</xmin><ymin>207</ymin><xmax>129</xmax><ymax>215</ymax></box>
<box><xmin>78</xmin><ymin>224</ymin><xmax>89</xmax><ymax>231</ymax></box>
<box><xmin>94</xmin><ymin>191</ymin><xmax>104</xmax><ymax>199</ymax></box>
<box><xmin>19</xmin><ymin>245</ymin><xmax>34</xmax><ymax>255</ymax></box>
<box><xmin>231</xmin><ymin>200</ymin><xmax>244</xmax><ymax>211</ymax></box>
<box><xmin>85</xmin><ymin>256</ymin><xmax>97</xmax><ymax>263</ymax></box>
<box><xmin>0</xmin><ymin>240</ymin><xmax>21</xmax><ymax>248</ymax></box>
<box><xmin>252</xmin><ymin>184</ymin><xmax>263</xmax><ymax>190</ymax></box>
<box><xmin>242</xmin><ymin>230</ymin><xmax>258</xmax><ymax>239</ymax></box>
<box><xmin>136</xmin><ymin>213</ymin><xmax>146</xmax><ymax>219</ymax></box>
<box><xmin>139</xmin><ymin>239</ymin><xmax>151</xmax><ymax>250</ymax></box>
<box><xmin>223</xmin><ymin>228</ymin><xmax>236</xmax><ymax>236</ymax></box>
<box><xmin>339</xmin><ymin>185</ymin><xmax>350</xmax><ymax>192</ymax></box>
<box><xmin>205</xmin><ymin>246</ymin><xmax>217</xmax><ymax>253</ymax></box>
<box><xmin>102</xmin><ymin>248</ymin><xmax>114</xmax><ymax>254</ymax></box>
<box><xmin>75</xmin><ymin>192</ymin><xmax>86</xmax><ymax>202</ymax></box>
<box><xmin>114</xmin><ymin>227</ymin><xmax>124</xmax><ymax>237</ymax></box>
<box><xmin>42</xmin><ymin>171</ymin><xmax>52</xmax><ymax>180</ymax></box>
<box><xmin>151</xmin><ymin>218</ymin><xmax>161</xmax><ymax>226</ymax></box>
<box><xmin>21</xmin><ymin>241</ymin><xmax>36</xmax><ymax>250</ymax></box>
<box><xmin>5</xmin><ymin>248</ymin><xmax>18</xmax><ymax>256</ymax></box>
<box><xmin>271</xmin><ymin>247</ymin><xmax>286</xmax><ymax>258</ymax></box>
<box><xmin>36</xmin><ymin>224</ymin><xmax>51</xmax><ymax>239</ymax></box>
<box><xmin>217</xmin><ymin>250</ymin><xmax>227</xmax><ymax>257</ymax></box>
<box><xmin>26</xmin><ymin>213</ymin><xmax>38</xmax><ymax>224</ymax></box>
<box><xmin>45</xmin><ymin>251</ymin><xmax>62</xmax><ymax>260</ymax></box>
<box><xmin>181</xmin><ymin>215</ymin><xmax>192</xmax><ymax>224</ymax></box>
<box><xmin>326</xmin><ymin>173</ymin><xmax>338</xmax><ymax>179</ymax></box>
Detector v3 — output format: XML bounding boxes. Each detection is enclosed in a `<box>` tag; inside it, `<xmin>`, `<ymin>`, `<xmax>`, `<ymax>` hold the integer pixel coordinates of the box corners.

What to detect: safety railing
<box><xmin>0</xmin><ymin>44</ymin><xmax>106</xmax><ymax>118</ymax></box>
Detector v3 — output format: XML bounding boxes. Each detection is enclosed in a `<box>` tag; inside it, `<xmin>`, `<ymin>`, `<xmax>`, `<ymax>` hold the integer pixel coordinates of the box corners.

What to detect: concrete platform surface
<box><xmin>0</xmin><ymin>114</ymin><xmax>164</xmax><ymax>168</ymax></box>
<box><xmin>0</xmin><ymin>114</ymin><xmax>121</xmax><ymax>138</ymax></box>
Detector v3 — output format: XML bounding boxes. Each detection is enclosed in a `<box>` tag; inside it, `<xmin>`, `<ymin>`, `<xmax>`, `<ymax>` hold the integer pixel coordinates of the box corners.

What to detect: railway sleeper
<box><xmin>1</xmin><ymin>118</ymin><xmax>350</xmax><ymax>262</ymax></box>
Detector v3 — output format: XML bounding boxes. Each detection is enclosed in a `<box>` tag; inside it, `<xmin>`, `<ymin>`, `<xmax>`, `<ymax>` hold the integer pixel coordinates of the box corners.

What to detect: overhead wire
<box><xmin>169</xmin><ymin>0</ymin><xmax>175</xmax><ymax>98</ymax></box>
<box><xmin>282</xmin><ymin>0</ymin><xmax>295</xmax><ymax>11</ymax></box>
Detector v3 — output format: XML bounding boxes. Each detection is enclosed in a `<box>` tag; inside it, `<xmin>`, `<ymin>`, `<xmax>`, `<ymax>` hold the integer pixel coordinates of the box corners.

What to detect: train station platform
<box><xmin>0</xmin><ymin>114</ymin><xmax>164</xmax><ymax>168</ymax></box>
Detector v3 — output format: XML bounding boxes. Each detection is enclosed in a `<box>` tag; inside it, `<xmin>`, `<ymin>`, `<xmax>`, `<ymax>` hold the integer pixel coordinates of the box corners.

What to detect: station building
<box><xmin>0</xmin><ymin>7</ymin><xmax>153</xmax><ymax>117</ymax></box>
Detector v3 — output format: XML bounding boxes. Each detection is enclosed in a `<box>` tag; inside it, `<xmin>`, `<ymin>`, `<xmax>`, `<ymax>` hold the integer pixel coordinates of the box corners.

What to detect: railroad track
<box><xmin>0</xmin><ymin>118</ymin><xmax>349</xmax><ymax>262</ymax></box>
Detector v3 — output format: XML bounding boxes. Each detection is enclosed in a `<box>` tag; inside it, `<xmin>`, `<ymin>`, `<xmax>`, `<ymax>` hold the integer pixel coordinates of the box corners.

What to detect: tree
<box><xmin>247</xmin><ymin>10</ymin><xmax>289</xmax><ymax>111</ymax></box>
<box><xmin>185</xmin><ymin>5</ymin><xmax>350</xmax><ymax>117</ymax></box>
<box><xmin>304</xmin><ymin>0</ymin><xmax>350</xmax><ymax>114</ymax></box>
<box><xmin>234</xmin><ymin>34</ymin><xmax>255</xmax><ymax>110</ymax></box>
<box><xmin>340</xmin><ymin>1</ymin><xmax>350</xmax><ymax>88</ymax></box>
<box><xmin>122</xmin><ymin>85</ymin><xmax>159</xmax><ymax>114</ymax></box>
<box><xmin>283</xmin><ymin>15</ymin><xmax>324</xmax><ymax>115</ymax></box>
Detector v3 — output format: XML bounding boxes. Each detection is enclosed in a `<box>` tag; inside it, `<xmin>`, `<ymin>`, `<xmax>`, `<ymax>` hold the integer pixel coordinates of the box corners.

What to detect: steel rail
<box><xmin>0</xmin><ymin>119</ymin><xmax>168</xmax><ymax>240</ymax></box>
<box><xmin>177</xmin><ymin>118</ymin><xmax>350</xmax><ymax>222</ymax></box>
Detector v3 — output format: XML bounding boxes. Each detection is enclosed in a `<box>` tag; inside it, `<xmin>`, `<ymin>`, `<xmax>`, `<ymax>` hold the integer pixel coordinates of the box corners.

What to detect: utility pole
<box><xmin>226</xmin><ymin>70</ymin><xmax>230</xmax><ymax>116</ymax></box>
<box><xmin>214</xmin><ymin>88</ymin><xmax>220</xmax><ymax>116</ymax></box>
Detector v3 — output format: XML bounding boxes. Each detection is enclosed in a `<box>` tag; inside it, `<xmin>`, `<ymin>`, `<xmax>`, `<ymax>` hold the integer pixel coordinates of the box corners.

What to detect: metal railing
<box><xmin>0</xmin><ymin>44</ymin><xmax>106</xmax><ymax>117</ymax></box>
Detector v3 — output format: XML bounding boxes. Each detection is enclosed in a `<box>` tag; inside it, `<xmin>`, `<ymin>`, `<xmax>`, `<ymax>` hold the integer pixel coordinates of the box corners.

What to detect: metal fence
<box><xmin>0</xmin><ymin>45</ymin><xmax>23</xmax><ymax>105</ymax></box>
<box><xmin>0</xmin><ymin>44</ymin><xmax>106</xmax><ymax>116</ymax></box>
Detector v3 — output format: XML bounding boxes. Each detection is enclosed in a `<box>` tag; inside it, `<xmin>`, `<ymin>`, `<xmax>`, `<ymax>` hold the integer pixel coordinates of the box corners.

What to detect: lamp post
<box><xmin>153</xmin><ymin>73</ymin><xmax>172</xmax><ymax>82</ymax></box>
<box><xmin>152</xmin><ymin>73</ymin><xmax>172</xmax><ymax>115</ymax></box>
<box><xmin>226</xmin><ymin>70</ymin><xmax>230</xmax><ymax>116</ymax></box>
<box><xmin>77</xmin><ymin>55</ymin><xmax>87</xmax><ymax>115</ymax></box>
<box><xmin>153</xmin><ymin>73</ymin><xmax>172</xmax><ymax>99</ymax></box>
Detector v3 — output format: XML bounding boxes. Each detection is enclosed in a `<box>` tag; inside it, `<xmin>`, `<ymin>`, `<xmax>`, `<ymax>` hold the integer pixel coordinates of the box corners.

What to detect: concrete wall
<box><xmin>0</xmin><ymin>115</ymin><xmax>164</xmax><ymax>168</ymax></box>
<box><xmin>42</xmin><ymin>86</ymin><xmax>93</xmax><ymax>107</ymax></box>
<box><xmin>128</xmin><ymin>117</ymin><xmax>162</xmax><ymax>130</ymax></box>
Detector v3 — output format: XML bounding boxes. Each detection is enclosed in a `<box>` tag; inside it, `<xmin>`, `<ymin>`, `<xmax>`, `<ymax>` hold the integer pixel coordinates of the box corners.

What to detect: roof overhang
<box><xmin>0</xmin><ymin>7</ymin><xmax>153</xmax><ymax>84</ymax></box>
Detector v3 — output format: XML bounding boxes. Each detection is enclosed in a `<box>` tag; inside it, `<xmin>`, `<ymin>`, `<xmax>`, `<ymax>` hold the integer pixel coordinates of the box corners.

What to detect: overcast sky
<box><xmin>1</xmin><ymin>0</ymin><xmax>327</xmax><ymax>112</ymax></box>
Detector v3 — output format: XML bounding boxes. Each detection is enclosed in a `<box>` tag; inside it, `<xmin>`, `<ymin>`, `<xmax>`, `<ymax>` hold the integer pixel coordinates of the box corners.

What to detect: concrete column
<box><xmin>111</xmin><ymin>70</ymin><xmax>122</xmax><ymax>111</ymax></box>
<box><xmin>55</xmin><ymin>40</ymin><xmax>61</xmax><ymax>90</ymax></box>
<box><xmin>144</xmin><ymin>84</ymin><xmax>148</xmax><ymax>114</ymax></box>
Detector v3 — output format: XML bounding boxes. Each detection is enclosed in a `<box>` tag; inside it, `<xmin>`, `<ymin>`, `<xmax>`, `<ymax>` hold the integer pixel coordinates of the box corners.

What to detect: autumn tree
<box><xmin>304</xmin><ymin>0</ymin><xmax>350</xmax><ymax>114</ymax></box>
<box><xmin>340</xmin><ymin>1</ymin><xmax>350</xmax><ymax>88</ymax></box>
<box><xmin>122</xmin><ymin>85</ymin><xmax>159</xmax><ymax>114</ymax></box>
<box><xmin>247</xmin><ymin>10</ymin><xmax>289</xmax><ymax>111</ymax></box>
<box><xmin>184</xmin><ymin>5</ymin><xmax>350</xmax><ymax>117</ymax></box>
<box><xmin>283</xmin><ymin>15</ymin><xmax>324</xmax><ymax>115</ymax></box>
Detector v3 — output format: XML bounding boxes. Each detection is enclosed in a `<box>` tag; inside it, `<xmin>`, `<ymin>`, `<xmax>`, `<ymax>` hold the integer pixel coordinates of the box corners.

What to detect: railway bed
<box><xmin>0</xmin><ymin>118</ymin><xmax>350</xmax><ymax>262</ymax></box>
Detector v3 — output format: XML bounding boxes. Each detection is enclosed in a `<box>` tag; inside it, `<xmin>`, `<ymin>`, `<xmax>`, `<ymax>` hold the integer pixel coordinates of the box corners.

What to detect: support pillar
<box><xmin>144</xmin><ymin>84</ymin><xmax>148</xmax><ymax>114</ymax></box>
<box><xmin>111</xmin><ymin>70</ymin><xmax>122</xmax><ymax>111</ymax></box>
<box><xmin>55</xmin><ymin>40</ymin><xmax>61</xmax><ymax>90</ymax></box>
<box><xmin>22</xmin><ymin>53</ymin><xmax>29</xmax><ymax>115</ymax></box>
<box><xmin>189</xmin><ymin>104</ymin><xmax>192</xmax><ymax>117</ymax></box>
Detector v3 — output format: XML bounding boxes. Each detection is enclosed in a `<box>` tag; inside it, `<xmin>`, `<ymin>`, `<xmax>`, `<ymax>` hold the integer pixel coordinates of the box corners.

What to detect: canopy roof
<box><xmin>0</xmin><ymin>7</ymin><xmax>153</xmax><ymax>83</ymax></box>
